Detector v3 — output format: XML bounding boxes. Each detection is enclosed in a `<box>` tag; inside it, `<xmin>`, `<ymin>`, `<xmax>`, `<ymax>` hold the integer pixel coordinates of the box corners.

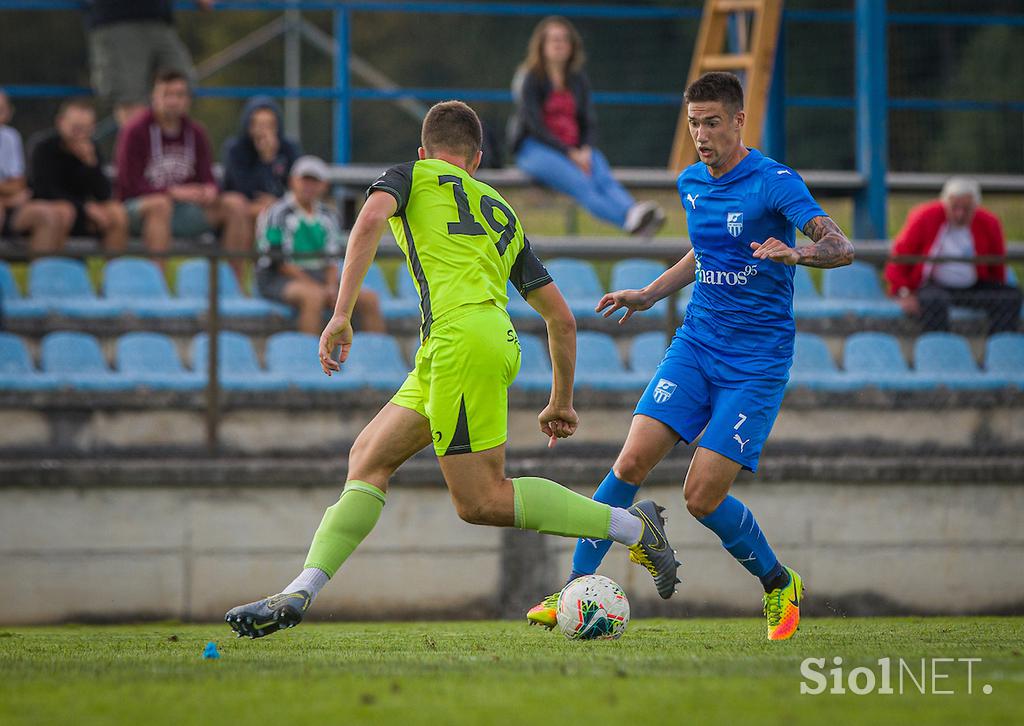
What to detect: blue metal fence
<box><xmin>2</xmin><ymin>0</ymin><xmax>1023</xmax><ymax>238</ymax></box>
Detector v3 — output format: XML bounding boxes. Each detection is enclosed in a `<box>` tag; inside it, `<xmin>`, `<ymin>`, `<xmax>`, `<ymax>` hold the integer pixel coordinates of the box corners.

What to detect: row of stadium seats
<box><xmin>6</xmin><ymin>257</ymin><xmax>1014</xmax><ymax>324</ymax></box>
<box><xmin>791</xmin><ymin>331</ymin><xmax>1022</xmax><ymax>391</ymax></box>
<box><xmin>2</xmin><ymin>329</ymin><xmax>1021</xmax><ymax>394</ymax></box>
<box><xmin>0</xmin><ymin>258</ymin><xmax>291</xmax><ymax>320</ymax></box>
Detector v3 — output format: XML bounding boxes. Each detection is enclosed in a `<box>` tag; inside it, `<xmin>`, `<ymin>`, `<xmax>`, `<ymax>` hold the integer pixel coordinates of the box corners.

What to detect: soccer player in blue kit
<box><xmin>528</xmin><ymin>72</ymin><xmax>854</xmax><ymax>640</ymax></box>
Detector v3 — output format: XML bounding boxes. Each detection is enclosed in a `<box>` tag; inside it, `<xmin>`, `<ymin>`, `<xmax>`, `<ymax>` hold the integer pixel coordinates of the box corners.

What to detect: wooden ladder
<box><xmin>668</xmin><ymin>0</ymin><xmax>784</xmax><ymax>173</ymax></box>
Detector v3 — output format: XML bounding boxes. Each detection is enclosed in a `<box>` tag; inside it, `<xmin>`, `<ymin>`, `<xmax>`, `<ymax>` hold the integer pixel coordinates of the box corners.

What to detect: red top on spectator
<box><xmin>884</xmin><ymin>200</ymin><xmax>1007</xmax><ymax>295</ymax></box>
<box><xmin>115</xmin><ymin>108</ymin><xmax>215</xmax><ymax>200</ymax></box>
<box><xmin>542</xmin><ymin>89</ymin><xmax>581</xmax><ymax>149</ymax></box>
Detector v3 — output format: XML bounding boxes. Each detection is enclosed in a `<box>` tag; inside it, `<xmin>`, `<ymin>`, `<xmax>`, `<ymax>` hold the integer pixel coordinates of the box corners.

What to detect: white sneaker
<box><xmin>626</xmin><ymin>201</ymin><xmax>666</xmax><ymax>238</ymax></box>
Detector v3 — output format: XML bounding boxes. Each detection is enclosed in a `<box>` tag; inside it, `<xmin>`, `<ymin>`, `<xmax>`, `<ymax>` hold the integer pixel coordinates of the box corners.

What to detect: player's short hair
<box><xmin>685</xmin><ymin>72</ymin><xmax>744</xmax><ymax>115</ymax></box>
<box><xmin>421</xmin><ymin>100</ymin><xmax>482</xmax><ymax>163</ymax></box>
<box><xmin>153</xmin><ymin>68</ymin><xmax>190</xmax><ymax>90</ymax></box>
<box><xmin>57</xmin><ymin>97</ymin><xmax>95</xmax><ymax>118</ymax></box>
<box><xmin>940</xmin><ymin>176</ymin><xmax>981</xmax><ymax>205</ymax></box>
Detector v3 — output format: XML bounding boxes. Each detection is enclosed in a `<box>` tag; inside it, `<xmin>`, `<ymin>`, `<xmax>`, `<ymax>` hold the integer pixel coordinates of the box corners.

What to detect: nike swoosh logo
<box><xmin>266</xmin><ymin>593</ymin><xmax>307</xmax><ymax>611</ymax></box>
<box><xmin>789</xmin><ymin>589</ymin><xmax>800</xmax><ymax>609</ymax></box>
<box><xmin>636</xmin><ymin>509</ymin><xmax>667</xmax><ymax>551</ymax></box>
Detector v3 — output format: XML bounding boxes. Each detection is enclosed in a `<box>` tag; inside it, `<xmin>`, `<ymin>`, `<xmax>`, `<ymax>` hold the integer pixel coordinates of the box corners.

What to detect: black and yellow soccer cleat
<box><xmin>627</xmin><ymin>499</ymin><xmax>681</xmax><ymax>599</ymax></box>
<box><xmin>224</xmin><ymin>591</ymin><xmax>311</xmax><ymax>639</ymax></box>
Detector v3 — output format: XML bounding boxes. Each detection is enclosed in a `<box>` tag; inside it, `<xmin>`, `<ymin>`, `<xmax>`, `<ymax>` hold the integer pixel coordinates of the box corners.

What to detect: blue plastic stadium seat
<box><xmin>545</xmin><ymin>259</ymin><xmax>602</xmax><ymax>319</ymax></box>
<box><xmin>40</xmin><ymin>331</ymin><xmax>135</xmax><ymax>391</ymax></box>
<box><xmin>265</xmin><ymin>331</ymin><xmax>354</xmax><ymax>391</ymax></box>
<box><xmin>842</xmin><ymin>332</ymin><xmax>930</xmax><ymax>390</ymax></box>
<box><xmin>513</xmin><ymin>332</ymin><xmax>551</xmax><ymax>391</ymax></box>
<box><xmin>116</xmin><ymin>332</ymin><xmax>203</xmax><ymax>391</ymax></box>
<box><xmin>985</xmin><ymin>333</ymin><xmax>1024</xmax><ymax>387</ymax></box>
<box><xmin>0</xmin><ymin>261</ymin><xmax>46</xmax><ymax>319</ymax></box>
<box><xmin>629</xmin><ymin>331</ymin><xmax>668</xmax><ymax>377</ymax></box>
<box><xmin>192</xmin><ymin>331</ymin><xmax>286</xmax><ymax>391</ymax></box>
<box><xmin>913</xmin><ymin>332</ymin><xmax>1000</xmax><ymax>390</ymax></box>
<box><xmin>821</xmin><ymin>261</ymin><xmax>902</xmax><ymax>318</ymax></box>
<box><xmin>574</xmin><ymin>331</ymin><xmax>646</xmax><ymax>391</ymax></box>
<box><xmin>792</xmin><ymin>266</ymin><xmax>842</xmax><ymax>319</ymax></box>
<box><xmin>29</xmin><ymin>258</ymin><xmax>123</xmax><ymax>318</ymax></box>
<box><xmin>178</xmin><ymin>259</ymin><xmax>291</xmax><ymax>317</ymax></box>
<box><xmin>105</xmin><ymin>258</ymin><xmax>204</xmax><ymax>319</ymax></box>
<box><xmin>787</xmin><ymin>332</ymin><xmax>857</xmax><ymax>392</ymax></box>
<box><xmin>338</xmin><ymin>332</ymin><xmax>408</xmax><ymax>389</ymax></box>
<box><xmin>382</xmin><ymin>266</ymin><xmax>422</xmax><ymax>321</ymax></box>
<box><xmin>611</xmin><ymin>259</ymin><xmax>668</xmax><ymax>314</ymax></box>
<box><xmin>0</xmin><ymin>332</ymin><xmax>59</xmax><ymax>390</ymax></box>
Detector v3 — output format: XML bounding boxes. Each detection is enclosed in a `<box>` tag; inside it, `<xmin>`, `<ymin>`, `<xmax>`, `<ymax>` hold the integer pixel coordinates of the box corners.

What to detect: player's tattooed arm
<box><xmin>796</xmin><ymin>216</ymin><xmax>855</xmax><ymax>268</ymax></box>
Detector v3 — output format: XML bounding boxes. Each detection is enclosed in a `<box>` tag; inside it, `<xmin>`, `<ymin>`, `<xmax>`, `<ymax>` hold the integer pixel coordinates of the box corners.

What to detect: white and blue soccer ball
<box><xmin>556</xmin><ymin>575</ymin><xmax>630</xmax><ymax>641</ymax></box>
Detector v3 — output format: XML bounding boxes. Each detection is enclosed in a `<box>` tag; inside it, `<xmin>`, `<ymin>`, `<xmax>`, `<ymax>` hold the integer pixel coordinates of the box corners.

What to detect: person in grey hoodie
<box><xmin>221</xmin><ymin>96</ymin><xmax>302</xmax><ymax>223</ymax></box>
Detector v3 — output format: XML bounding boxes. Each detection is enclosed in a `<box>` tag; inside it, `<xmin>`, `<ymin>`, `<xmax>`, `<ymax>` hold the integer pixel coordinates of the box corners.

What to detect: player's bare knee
<box><xmin>451</xmin><ymin>494</ymin><xmax>491</xmax><ymax>525</ymax></box>
<box><xmin>683</xmin><ymin>485</ymin><xmax>724</xmax><ymax>519</ymax></box>
<box><xmin>612</xmin><ymin>449</ymin><xmax>652</xmax><ymax>485</ymax></box>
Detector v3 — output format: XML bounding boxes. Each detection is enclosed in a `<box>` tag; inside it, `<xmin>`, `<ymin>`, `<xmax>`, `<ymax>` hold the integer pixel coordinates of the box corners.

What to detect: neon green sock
<box><xmin>511</xmin><ymin>476</ymin><xmax>612</xmax><ymax>539</ymax></box>
<box><xmin>303</xmin><ymin>480</ymin><xmax>386</xmax><ymax>578</ymax></box>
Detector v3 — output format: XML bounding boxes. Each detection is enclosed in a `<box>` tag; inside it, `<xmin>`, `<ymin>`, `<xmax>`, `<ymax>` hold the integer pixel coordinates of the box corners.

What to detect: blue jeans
<box><xmin>515</xmin><ymin>138</ymin><xmax>636</xmax><ymax>229</ymax></box>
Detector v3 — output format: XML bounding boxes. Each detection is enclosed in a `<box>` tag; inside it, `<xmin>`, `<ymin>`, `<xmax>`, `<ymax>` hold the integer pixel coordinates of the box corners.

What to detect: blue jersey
<box><xmin>676</xmin><ymin>148</ymin><xmax>824</xmax><ymax>379</ymax></box>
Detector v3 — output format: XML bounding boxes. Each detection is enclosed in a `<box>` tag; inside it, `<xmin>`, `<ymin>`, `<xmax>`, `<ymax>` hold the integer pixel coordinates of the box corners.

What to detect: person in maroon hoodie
<box><xmin>884</xmin><ymin>177</ymin><xmax>1021</xmax><ymax>334</ymax></box>
<box><xmin>116</xmin><ymin>69</ymin><xmax>250</xmax><ymax>274</ymax></box>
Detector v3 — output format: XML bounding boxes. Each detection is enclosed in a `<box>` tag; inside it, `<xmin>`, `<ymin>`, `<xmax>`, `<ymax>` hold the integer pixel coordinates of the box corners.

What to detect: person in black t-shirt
<box><xmin>28</xmin><ymin>98</ymin><xmax>128</xmax><ymax>251</ymax></box>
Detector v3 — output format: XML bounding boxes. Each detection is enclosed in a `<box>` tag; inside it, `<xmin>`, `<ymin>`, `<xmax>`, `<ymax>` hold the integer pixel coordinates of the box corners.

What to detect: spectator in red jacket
<box><xmin>116</xmin><ymin>69</ymin><xmax>250</xmax><ymax>274</ymax></box>
<box><xmin>884</xmin><ymin>177</ymin><xmax>1021</xmax><ymax>334</ymax></box>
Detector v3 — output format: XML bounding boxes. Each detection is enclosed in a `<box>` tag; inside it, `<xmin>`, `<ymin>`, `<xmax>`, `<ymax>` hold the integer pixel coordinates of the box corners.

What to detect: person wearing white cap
<box><xmin>256</xmin><ymin>155</ymin><xmax>385</xmax><ymax>335</ymax></box>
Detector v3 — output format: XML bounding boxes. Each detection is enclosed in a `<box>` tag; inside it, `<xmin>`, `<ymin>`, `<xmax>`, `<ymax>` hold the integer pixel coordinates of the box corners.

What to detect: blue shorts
<box><xmin>633</xmin><ymin>332</ymin><xmax>788</xmax><ymax>472</ymax></box>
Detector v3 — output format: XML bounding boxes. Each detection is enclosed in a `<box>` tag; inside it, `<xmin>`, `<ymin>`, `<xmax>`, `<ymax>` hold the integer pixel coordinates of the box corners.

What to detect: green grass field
<box><xmin>1</xmin><ymin>618</ymin><xmax>1021</xmax><ymax>725</ymax></box>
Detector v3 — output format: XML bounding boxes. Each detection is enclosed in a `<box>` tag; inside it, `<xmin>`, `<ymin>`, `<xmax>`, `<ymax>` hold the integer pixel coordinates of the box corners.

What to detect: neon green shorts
<box><xmin>392</xmin><ymin>301</ymin><xmax>521</xmax><ymax>456</ymax></box>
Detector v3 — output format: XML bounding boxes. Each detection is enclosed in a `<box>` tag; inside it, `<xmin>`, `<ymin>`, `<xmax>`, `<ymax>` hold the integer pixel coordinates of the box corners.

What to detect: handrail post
<box><xmin>333</xmin><ymin>6</ymin><xmax>351</xmax><ymax>164</ymax></box>
<box><xmin>854</xmin><ymin>0</ymin><xmax>888</xmax><ymax>239</ymax></box>
<box><xmin>205</xmin><ymin>250</ymin><xmax>221</xmax><ymax>454</ymax></box>
<box><xmin>284</xmin><ymin>0</ymin><xmax>302</xmax><ymax>139</ymax></box>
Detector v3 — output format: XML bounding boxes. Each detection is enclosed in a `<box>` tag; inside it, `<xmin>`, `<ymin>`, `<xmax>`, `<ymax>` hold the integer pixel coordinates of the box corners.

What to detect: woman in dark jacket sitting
<box><xmin>508</xmin><ymin>16</ymin><xmax>665</xmax><ymax>236</ymax></box>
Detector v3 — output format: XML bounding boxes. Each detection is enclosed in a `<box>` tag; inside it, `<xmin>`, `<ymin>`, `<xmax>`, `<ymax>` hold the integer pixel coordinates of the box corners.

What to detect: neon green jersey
<box><xmin>367</xmin><ymin>158</ymin><xmax>551</xmax><ymax>340</ymax></box>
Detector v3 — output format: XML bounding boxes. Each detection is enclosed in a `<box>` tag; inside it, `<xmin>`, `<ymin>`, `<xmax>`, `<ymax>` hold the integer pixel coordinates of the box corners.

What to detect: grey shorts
<box><xmin>89</xmin><ymin>21</ymin><xmax>195</xmax><ymax>106</ymax></box>
<box><xmin>125</xmin><ymin>199</ymin><xmax>213</xmax><ymax>238</ymax></box>
<box><xmin>256</xmin><ymin>268</ymin><xmax>328</xmax><ymax>304</ymax></box>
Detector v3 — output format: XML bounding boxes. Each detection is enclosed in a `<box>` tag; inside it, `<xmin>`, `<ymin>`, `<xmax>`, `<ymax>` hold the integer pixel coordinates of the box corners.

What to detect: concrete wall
<box><xmin>2</xmin><ymin>479</ymin><xmax>1022</xmax><ymax>624</ymax></box>
<box><xmin>4</xmin><ymin>403</ymin><xmax>1024</xmax><ymax>455</ymax></box>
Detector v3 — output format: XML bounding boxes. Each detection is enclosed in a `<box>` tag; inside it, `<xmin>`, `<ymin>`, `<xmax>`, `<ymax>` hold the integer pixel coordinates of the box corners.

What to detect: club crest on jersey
<box><xmin>727</xmin><ymin>211</ymin><xmax>744</xmax><ymax>238</ymax></box>
<box><xmin>652</xmin><ymin>378</ymin><xmax>677</xmax><ymax>404</ymax></box>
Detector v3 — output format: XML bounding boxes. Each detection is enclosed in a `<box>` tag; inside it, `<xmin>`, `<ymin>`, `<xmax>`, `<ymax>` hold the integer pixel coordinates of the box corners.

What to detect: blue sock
<box><xmin>568</xmin><ymin>469</ymin><xmax>640</xmax><ymax>580</ymax></box>
<box><xmin>698</xmin><ymin>495</ymin><xmax>784</xmax><ymax>591</ymax></box>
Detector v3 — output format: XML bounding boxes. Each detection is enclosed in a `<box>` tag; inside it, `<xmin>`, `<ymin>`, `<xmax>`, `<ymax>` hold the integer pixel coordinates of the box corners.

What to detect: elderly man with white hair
<box><xmin>885</xmin><ymin>176</ymin><xmax>1022</xmax><ymax>334</ymax></box>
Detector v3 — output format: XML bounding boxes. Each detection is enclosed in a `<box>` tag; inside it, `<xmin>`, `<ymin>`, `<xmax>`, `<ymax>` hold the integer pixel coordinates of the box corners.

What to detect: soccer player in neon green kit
<box><xmin>225</xmin><ymin>101</ymin><xmax>680</xmax><ymax>638</ymax></box>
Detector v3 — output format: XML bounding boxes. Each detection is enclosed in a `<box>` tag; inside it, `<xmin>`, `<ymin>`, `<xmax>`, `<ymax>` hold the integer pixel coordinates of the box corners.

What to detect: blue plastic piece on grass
<box><xmin>203</xmin><ymin>642</ymin><xmax>220</xmax><ymax>659</ymax></box>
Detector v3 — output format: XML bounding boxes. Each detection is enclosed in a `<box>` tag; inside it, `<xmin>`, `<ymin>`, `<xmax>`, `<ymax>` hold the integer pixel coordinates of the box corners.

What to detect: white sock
<box><xmin>283</xmin><ymin>567</ymin><xmax>330</xmax><ymax>602</ymax></box>
<box><xmin>608</xmin><ymin>507</ymin><xmax>643</xmax><ymax>546</ymax></box>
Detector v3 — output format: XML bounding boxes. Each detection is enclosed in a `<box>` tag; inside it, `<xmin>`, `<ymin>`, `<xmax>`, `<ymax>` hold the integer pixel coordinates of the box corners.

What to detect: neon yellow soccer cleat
<box><xmin>526</xmin><ymin>591</ymin><xmax>560</xmax><ymax>629</ymax></box>
<box><xmin>763</xmin><ymin>566</ymin><xmax>804</xmax><ymax>641</ymax></box>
